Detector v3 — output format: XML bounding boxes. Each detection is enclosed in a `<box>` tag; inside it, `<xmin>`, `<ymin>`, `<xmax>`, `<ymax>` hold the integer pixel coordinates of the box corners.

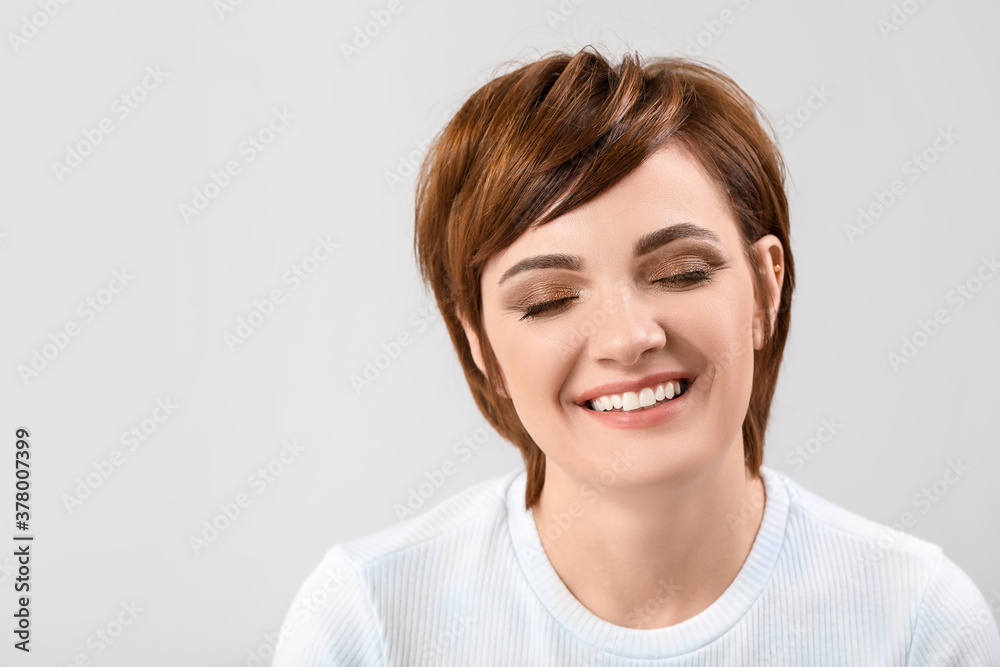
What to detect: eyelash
<box><xmin>517</xmin><ymin>270</ymin><xmax>713</xmax><ymax>321</ymax></box>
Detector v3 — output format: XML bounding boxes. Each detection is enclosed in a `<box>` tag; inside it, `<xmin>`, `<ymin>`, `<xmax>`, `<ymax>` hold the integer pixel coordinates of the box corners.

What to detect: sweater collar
<box><xmin>504</xmin><ymin>464</ymin><xmax>791</xmax><ymax>659</ymax></box>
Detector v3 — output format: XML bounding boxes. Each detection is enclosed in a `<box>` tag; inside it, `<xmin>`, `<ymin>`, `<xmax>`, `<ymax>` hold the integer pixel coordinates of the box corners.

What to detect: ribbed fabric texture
<box><xmin>271</xmin><ymin>466</ymin><xmax>1000</xmax><ymax>666</ymax></box>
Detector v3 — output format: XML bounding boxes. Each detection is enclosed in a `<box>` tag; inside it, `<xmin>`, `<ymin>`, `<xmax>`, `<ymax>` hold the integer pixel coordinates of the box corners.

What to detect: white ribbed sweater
<box><xmin>272</xmin><ymin>465</ymin><xmax>1000</xmax><ymax>666</ymax></box>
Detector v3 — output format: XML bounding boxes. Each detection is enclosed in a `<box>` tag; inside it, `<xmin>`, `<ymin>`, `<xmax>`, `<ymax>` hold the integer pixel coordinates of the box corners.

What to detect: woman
<box><xmin>273</xmin><ymin>46</ymin><xmax>1000</xmax><ymax>666</ymax></box>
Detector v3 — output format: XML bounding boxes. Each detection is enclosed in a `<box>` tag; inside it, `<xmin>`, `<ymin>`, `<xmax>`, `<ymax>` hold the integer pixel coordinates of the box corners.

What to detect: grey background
<box><xmin>1</xmin><ymin>0</ymin><xmax>998</xmax><ymax>664</ymax></box>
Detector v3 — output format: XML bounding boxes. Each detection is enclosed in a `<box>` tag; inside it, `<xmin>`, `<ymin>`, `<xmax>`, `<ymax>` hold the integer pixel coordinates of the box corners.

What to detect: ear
<box><xmin>750</xmin><ymin>235</ymin><xmax>784</xmax><ymax>351</ymax></box>
<box><xmin>457</xmin><ymin>308</ymin><xmax>487</xmax><ymax>375</ymax></box>
<box><xmin>456</xmin><ymin>308</ymin><xmax>508</xmax><ymax>398</ymax></box>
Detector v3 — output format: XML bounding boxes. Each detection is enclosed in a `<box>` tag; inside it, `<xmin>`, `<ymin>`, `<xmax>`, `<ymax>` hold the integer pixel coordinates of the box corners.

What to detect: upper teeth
<box><xmin>588</xmin><ymin>381</ymin><xmax>685</xmax><ymax>412</ymax></box>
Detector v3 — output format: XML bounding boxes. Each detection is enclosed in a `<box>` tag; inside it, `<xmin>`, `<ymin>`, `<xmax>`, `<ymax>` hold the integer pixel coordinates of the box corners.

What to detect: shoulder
<box><xmin>766</xmin><ymin>467</ymin><xmax>1000</xmax><ymax>665</ymax></box>
<box><xmin>336</xmin><ymin>467</ymin><xmax>520</xmax><ymax>567</ymax></box>
<box><xmin>271</xmin><ymin>468</ymin><xmax>522</xmax><ymax>667</ymax></box>
<box><xmin>271</xmin><ymin>544</ymin><xmax>384</xmax><ymax>666</ymax></box>
<box><xmin>904</xmin><ymin>553</ymin><xmax>1000</xmax><ymax>665</ymax></box>
<box><xmin>771</xmin><ymin>466</ymin><xmax>945</xmax><ymax>564</ymax></box>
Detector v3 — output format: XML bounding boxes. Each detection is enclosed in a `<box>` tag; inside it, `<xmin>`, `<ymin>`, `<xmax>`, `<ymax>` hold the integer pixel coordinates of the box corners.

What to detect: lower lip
<box><xmin>578</xmin><ymin>382</ymin><xmax>692</xmax><ymax>429</ymax></box>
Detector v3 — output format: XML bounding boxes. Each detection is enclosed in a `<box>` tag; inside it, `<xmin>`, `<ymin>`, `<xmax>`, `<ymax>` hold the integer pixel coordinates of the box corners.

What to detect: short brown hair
<box><xmin>413</xmin><ymin>46</ymin><xmax>795</xmax><ymax>510</ymax></box>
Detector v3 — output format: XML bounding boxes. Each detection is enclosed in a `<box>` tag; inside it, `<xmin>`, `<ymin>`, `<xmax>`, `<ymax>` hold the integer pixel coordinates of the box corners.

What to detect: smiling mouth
<box><xmin>584</xmin><ymin>378</ymin><xmax>692</xmax><ymax>412</ymax></box>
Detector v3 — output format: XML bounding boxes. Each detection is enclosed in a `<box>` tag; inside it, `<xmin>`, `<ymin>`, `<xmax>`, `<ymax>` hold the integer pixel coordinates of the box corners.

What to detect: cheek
<box><xmin>700</xmin><ymin>282</ymin><xmax>758</xmax><ymax>403</ymax></box>
<box><xmin>485</xmin><ymin>317</ymin><xmax>574</xmax><ymax>408</ymax></box>
<box><xmin>491</xmin><ymin>334</ymin><xmax>570</xmax><ymax>450</ymax></box>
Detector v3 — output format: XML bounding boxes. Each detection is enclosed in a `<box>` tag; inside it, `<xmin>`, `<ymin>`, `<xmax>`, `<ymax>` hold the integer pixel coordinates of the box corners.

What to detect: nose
<box><xmin>585</xmin><ymin>287</ymin><xmax>667</xmax><ymax>366</ymax></box>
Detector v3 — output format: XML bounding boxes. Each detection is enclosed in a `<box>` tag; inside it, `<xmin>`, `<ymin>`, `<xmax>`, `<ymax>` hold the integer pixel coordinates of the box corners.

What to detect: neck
<box><xmin>531</xmin><ymin>441</ymin><xmax>766</xmax><ymax>629</ymax></box>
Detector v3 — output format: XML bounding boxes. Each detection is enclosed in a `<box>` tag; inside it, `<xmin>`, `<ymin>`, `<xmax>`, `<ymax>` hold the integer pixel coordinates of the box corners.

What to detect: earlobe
<box><xmin>751</xmin><ymin>235</ymin><xmax>784</xmax><ymax>350</ymax></box>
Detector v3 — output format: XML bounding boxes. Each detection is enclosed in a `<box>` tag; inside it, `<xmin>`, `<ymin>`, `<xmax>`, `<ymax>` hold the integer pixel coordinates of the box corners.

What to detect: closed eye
<box><xmin>654</xmin><ymin>269</ymin><xmax>712</xmax><ymax>286</ymax></box>
<box><xmin>518</xmin><ymin>296</ymin><xmax>577</xmax><ymax>321</ymax></box>
<box><xmin>517</xmin><ymin>270</ymin><xmax>713</xmax><ymax>322</ymax></box>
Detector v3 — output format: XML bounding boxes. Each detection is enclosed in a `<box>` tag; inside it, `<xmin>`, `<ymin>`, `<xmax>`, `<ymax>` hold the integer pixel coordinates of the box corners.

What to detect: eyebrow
<box><xmin>496</xmin><ymin>222</ymin><xmax>723</xmax><ymax>286</ymax></box>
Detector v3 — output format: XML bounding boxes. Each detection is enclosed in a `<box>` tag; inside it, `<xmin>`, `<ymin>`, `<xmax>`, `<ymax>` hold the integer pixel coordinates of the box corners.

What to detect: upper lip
<box><xmin>572</xmin><ymin>371</ymin><xmax>694</xmax><ymax>405</ymax></box>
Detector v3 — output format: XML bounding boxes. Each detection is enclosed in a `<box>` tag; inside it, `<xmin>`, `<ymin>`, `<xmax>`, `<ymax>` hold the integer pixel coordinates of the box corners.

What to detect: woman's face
<box><xmin>461</xmin><ymin>141</ymin><xmax>783</xmax><ymax>488</ymax></box>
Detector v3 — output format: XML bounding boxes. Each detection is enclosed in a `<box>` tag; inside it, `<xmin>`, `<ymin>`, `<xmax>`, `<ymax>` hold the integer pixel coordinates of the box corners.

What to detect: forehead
<box><xmin>482</xmin><ymin>141</ymin><xmax>741</xmax><ymax>280</ymax></box>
